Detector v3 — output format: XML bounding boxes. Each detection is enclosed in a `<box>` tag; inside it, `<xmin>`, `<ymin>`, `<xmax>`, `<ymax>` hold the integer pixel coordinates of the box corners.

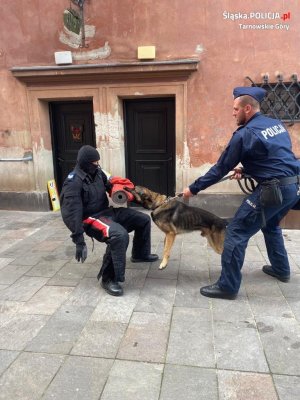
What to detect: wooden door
<box><xmin>124</xmin><ymin>98</ymin><xmax>175</xmax><ymax>196</ymax></box>
<box><xmin>50</xmin><ymin>101</ymin><xmax>96</xmax><ymax>192</ymax></box>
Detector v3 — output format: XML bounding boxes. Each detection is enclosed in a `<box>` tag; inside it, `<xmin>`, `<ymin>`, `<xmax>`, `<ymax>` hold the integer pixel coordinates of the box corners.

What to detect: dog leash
<box><xmin>174</xmin><ymin>174</ymin><xmax>256</xmax><ymax>199</ymax></box>
<box><xmin>218</xmin><ymin>174</ymin><xmax>256</xmax><ymax>194</ymax></box>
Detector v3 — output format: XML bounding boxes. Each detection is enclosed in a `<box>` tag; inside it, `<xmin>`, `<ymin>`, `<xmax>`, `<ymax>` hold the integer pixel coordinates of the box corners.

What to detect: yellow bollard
<box><xmin>47</xmin><ymin>179</ymin><xmax>60</xmax><ymax>211</ymax></box>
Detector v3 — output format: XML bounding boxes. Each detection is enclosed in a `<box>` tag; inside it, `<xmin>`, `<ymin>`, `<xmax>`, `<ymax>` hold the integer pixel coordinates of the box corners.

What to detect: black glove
<box><xmin>75</xmin><ymin>243</ymin><xmax>88</xmax><ymax>263</ymax></box>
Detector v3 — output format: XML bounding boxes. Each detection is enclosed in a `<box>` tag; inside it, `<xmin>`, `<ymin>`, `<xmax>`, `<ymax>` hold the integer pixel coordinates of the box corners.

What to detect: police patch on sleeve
<box><xmin>67</xmin><ymin>173</ymin><xmax>75</xmax><ymax>180</ymax></box>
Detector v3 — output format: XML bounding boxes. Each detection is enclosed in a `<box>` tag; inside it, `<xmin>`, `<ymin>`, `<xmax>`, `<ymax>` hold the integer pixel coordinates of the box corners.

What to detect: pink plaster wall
<box><xmin>0</xmin><ymin>0</ymin><xmax>299</xmax><ymax>165</ymax></box>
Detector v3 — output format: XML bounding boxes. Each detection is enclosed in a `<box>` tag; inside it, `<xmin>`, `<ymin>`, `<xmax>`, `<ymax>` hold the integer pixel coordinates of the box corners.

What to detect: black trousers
<box><xmin>83</xmin><ymin>207</ymin><xmax>151</xmax><ymax>282</ymax></box>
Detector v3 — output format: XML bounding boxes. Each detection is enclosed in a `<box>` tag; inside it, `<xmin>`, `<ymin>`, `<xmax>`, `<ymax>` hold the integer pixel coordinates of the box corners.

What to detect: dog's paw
<box><xmin>159</xmin><ymin>262</ymin><xmax>167</xmax><ymax>270</ymax></box>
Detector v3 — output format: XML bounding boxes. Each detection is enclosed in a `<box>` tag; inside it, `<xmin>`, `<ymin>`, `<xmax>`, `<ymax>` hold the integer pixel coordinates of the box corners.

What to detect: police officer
<box><xmin>60</xmin><ymin>145</ymin><xmax>158</xmax><ymax>296</ymax></box>
<box><xmin>183</xmin><ymin>87</ymin><xmax>300</xmax><ymax>300</ymax></box>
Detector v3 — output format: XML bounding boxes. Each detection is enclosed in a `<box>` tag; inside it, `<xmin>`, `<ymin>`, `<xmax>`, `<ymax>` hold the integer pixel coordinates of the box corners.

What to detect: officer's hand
<box><xmin>75</xmin><ymin>243</ymin><xmax>88</xmax><ymax>263</ymax></box>
<box><xmin>231</xmin><ymin>167</ymin><xmax>243</xmax><ymax>180</ymax></box>
<box><xmin>182</xmin><ymin>188</ymin><xmax>193</xmax><ymax>198</ymax></box>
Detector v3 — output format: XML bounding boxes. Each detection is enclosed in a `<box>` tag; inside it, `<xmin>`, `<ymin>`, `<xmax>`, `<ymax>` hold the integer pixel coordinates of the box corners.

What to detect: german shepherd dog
<box><xmin>125</xmin><ymin>186</ymin><xmax>227</xmax><ymax>269</ymax></box>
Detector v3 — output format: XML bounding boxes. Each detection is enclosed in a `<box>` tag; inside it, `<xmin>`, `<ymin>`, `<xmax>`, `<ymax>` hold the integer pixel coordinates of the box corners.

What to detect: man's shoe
<box><xmin>200</xmin><ymin>283</ymin><xmax>237</xmax><ymax>300</ymax></box>
<box><xmin>262</xmin><ymin>265</ymin><xmax>290</xmax><ymax>282</ymax></box>
<box><xmin>131</xmin><ymin>254</ymin><xmax>159</xmax><ymax>263</ymax></box>
<box><xmin>101</xmin><ymin>280</ymin><xmax>123</xmax><ymax>296</ymax></box>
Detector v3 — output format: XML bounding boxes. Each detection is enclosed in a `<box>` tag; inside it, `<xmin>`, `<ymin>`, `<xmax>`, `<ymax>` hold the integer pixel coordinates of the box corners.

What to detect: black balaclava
<box><xmin>77</xmin><ymin>145</ymin><xmax>100</xmax><ymax>177</ymax></box>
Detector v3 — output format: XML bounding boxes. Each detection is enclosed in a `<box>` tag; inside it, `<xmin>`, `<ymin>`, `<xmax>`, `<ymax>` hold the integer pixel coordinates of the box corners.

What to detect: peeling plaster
<box><xmin>59</xmin><ymin>25</ymin><xmax>95</xmax><ymax>49</ymax></box>
<box><xmin>94</xmin><ymin>111</ymin><xmax>125</xmax><ymax>177</ymax></box>
<box><xmin>195</xmin><ymin>44</ymin><xmax>205</xmax><ymax>54</ymax></box>
<box><xmin>72</xmin><ymin>42</ymin><xmax>111</xmax><ymax>61</ymax></box>
<box><xmin>59</xmin><ymin>23</ymin><xmax>111</xmax><ymax>61</ymax></box>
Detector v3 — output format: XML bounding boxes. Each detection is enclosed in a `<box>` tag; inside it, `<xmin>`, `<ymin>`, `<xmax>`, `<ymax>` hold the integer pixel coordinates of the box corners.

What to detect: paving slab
<box><xmin>0</xmin><ymin>352</ymin><xmax>65</xmax><ymax>400</ymax></box>
<box><xmin>100</xmin><ymin>360</ymin><xmax>163</xmax><ymax>400</ymax></box>
<box><xmin>134</xmin><ymin>278</ymin><xmax>176</xmax><ymax>314</ymax></box>
<box><xmin>0</xmin><ymin>211</ymin><xmax>299</xmax><ymax>400</ymax></box>
<box><xmin>214</xmin><ymin>320</ymin><xmax>269</xmax><ymax>372</ymax></box>
<box><xmin>160</xmin><ymin>365</ymin><xmax>218</xmax><ymax>400</ymax></box>
<box><xmin>273</xmin><ymin>374</ymin><xmax>300</xmax><ymax>400</ymax></box>
<box><xmin>25</xmin><ymin>305</ymin><xmax>94</xmax><ymax>354</ymax></box>
<box><xmin>117</xmin><ymin>312</ymin><xmax>170</xmax><ymax>362</ymax></box>
<box><xmin>166</xmin><ymin>307</ymin><xmax>215</xmax><ymax>368</ymax></box>
<box><xmin>71</xmin><ymin>320</ymin><xmax>127</xmax><ymax>358</ymax></box>
<box><xmin>257</xmin><ymin>316</ymin><xmax>300</xmax><ymax>375</ymax></box>
<box><xmin>0</xmin><ymin>313</ymin><xmax>49</xmax><ymax>350</ymax></box>
<box><xmin>42</xmin><ymin>356</ymin><xmax>114</xmax><ymax>400</ymax></box>
<box><xmin>217</xmin><ymin>370</ymin><xmax>278</xmax><ymax>400</ymax></box>
<box><xmin>0</xmin><ymin>276</ymin><xmax>49</xmax><ymax>301</ymax></box>
<box><xmin>0</xmin><ymin>350</ymin><xmax>19</xmax><ymax>375</ymax></box>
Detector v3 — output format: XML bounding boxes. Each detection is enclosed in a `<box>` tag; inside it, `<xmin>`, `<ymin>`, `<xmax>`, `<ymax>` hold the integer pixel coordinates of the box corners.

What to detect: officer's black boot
<box><xmin>101</xmin><ymin>279</ymin><xmax>123</xmax><ymax>296</ymax></box>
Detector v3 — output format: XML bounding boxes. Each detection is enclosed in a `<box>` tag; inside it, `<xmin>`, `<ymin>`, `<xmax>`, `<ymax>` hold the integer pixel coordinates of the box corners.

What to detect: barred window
<box><xmin>246</xmin><ymin>75</ymin><xmax>300</xmax><ymax>124</ymax></box>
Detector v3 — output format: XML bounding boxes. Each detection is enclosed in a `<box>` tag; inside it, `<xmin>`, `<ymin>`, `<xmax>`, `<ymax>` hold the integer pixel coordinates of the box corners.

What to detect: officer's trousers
<box><xmin>218</xmin><ymin>183</ymin><xmax>299</xmax><ymax>294</ymax></box>
<box><xmin>83</xmin><ymin>207</ymin><xmax>151</xmax><ymax>282</ymax></box>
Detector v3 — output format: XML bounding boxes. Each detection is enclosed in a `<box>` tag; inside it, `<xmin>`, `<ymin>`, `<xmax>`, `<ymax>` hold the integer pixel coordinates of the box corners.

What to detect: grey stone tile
<box><xmin>71</xmin><ymin>320</ymin><xmax>127</xmax><ymax>358</ymax></box>
<box><xmin>0</xmin><ymin>264</ymin><xmax>33</xmax><ymax>284</ymax></box>
<box><xmin>0</xmin><ymin>240</ymin><xmax>23</xmax><ymax>254</ymax></box>
<box><xmin>174</xmin><ymin>269</ymin><xmax>210</xmax><ymax>308</ymax></box>
<box><xmin>42</xmin><ymin>356</ymin><xmax>114</xmax><ymax>400</ymax></box>
<box><xmin>214</xmin><ymin>320</ymin><xmax>269</xmax><ymax>372</ymax></box>
<box><xmin>117</xmin><ymin>312</ymin><xmax>170</xmax><ymax>363</ymax></box>
<box><xmin>286</xmin><ymin>297</ymin><xmax>300</xmax><ymax>321</ymax></box>
<box><xmin>213</xmin><ymin>296</ymin><xmax>254</xmax><ymax>322</ymax></box>
<box><xmin>0</xmin><ymin>276</ymin><xmax>49</xmax><ymax>301</ymax></box>
<box><xmin>0</xmin><ymin>352</ymin><xmax>65</xmax><ymax>400</ymax></box>
<box><xmin>20</xmin><ymin>286</ymin><xmax>74</xmax><ymax>315</ymax></box>
<box><xmin>278</xmin><ymin>275</ymin><xmax>300</xmax><ymax>298</ymax></box>
<box><xmin>273</xmin><ymin>374</ymin><xmax>300</xmax><ymax>400</ymax></box>
<box><xmin>30</xmin><ymin>240</ymin><xmax>63</xmax><ymax>253</ymax></box>
<box><xmin>0</xmin><ymin>350</ymin><xmax>19</xmax><ymax>375</ymax></box>
<box><xmin>63</xmin><ymin>278</ymin><xmax>103</xmax><ymax>307</ymax></box>
<box><xmin>148</xmin><ymin>260</ymin><xmax>179</xmax><ymax>280</ymax></box>
<box><xmin>25</xmin><ymin>259</ymin><xmax>67</xmax><ymax>277</ymax></box>
<box><xmin>0</xmin><ymin>258</ymin><xmax>14</xmax><ymax>270</ymax></box>
<box><xmin>91</xmin><ymin>290</ymin><xmax>139</xmax><ymax>323</ymax></box>
<box><xmin>0</xmin><ymin>314</ymin><xmax>49</xmax><ymax>350</ymax></box>
<box><xmin>160</xmin><ymin>364</ymin><xmax>218</xmax><ymax>400</ymax></box>
<box><xmin>0</xmin><ymin>300</ymin><xmax>24</xmax><ymax>313</ymax></box>
<box><xmin>134</xmin><ymin>278</ymin><xmax>176</xmax><ymax>314</ymax></box>
<box><xmin>244</xmin><ymin>245</ymin><xmax>266</xmax><ymax>262</ymax></box>
<box><xmin>166</xmin><ymin>307</ymin><xmax>215</xmax><ymax>368</ymax></box>
<box><xmin>25</xmin><ymin>305</ymin><xmax>94</xmax><ymax>354</ymax></box>
<box><xmin>244</xmin><ymin>277</ymin><xmax>283</xmax><ymax>297</ymax></box>
<box><xmin>218</xmin><ymin>370</ymin><xmax>277</xmax><ymax>400</ymax></box>
<box><xmin>41</xmin><ymin>245</ymin><xmax>73</xmax><ymax>261</ymax></box>
<box><xmin>179</xmin><ymin>253</ymin><xmax>209</xmax><ymax>271</ymax></box>
<box><xmin>46</xmin><ymin>261</ymin><xmax>87</xmax><ymax>286</ymax></box>
<box><xmin>248</xmin><ymin>295</ymin><xmax>293</xmax><ymax>319</ymax></box>
<box><xmin>8</xmin><ymin>253</ymin><xmax>42</xmax><ymax>266</ymax></box>
<box><xmin>101</xmin><ymin>360</ymin><xmax>163</xmax><ymax>400</ymax></box>
<box><xmin>83</xmin><ymin>264</ymin><xmax>101</xmax><ymax>278</ymax></box>
<box><xmin>123</xmin><ymin>268</ymin><xmax>149</xmax><ymax>290</ymax></box>
<box><xmin>257</xmin><ymin>316</ymin><xmax>300</xmax><ymax>374</ymax></box>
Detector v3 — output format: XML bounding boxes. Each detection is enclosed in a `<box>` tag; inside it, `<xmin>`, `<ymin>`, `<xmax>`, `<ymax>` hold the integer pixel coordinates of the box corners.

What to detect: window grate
<box><xmin>246</xmin><ymin>75</ymin><xmax>300</xmax><ymax>125</ymax></box>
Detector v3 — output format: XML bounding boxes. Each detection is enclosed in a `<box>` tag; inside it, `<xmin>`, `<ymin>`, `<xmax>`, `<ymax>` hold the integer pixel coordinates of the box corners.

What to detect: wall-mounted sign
<box><xmin>63</xmin><ymin>8</ymin><xmax>81</xmax><ymax>35</ymax></box>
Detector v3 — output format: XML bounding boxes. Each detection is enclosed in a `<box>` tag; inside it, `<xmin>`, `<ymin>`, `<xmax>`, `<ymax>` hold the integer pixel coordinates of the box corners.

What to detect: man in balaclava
<box><xmin>60</xmin><ymin>145</ymin><xmax>158</xmax><ymax>296</ymax></box>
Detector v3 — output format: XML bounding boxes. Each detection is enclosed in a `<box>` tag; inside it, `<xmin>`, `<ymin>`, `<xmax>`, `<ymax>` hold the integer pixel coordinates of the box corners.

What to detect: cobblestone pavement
<box><xmin>0</xmin><ymin>209</ymin><xmax>300</xmax><ymax>400</ymax></box>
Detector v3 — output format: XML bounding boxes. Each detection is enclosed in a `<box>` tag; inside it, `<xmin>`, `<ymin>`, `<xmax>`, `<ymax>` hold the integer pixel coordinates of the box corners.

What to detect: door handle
<box><xmin>57</xmin><ymin>157</ymin><xmax>65</xmax><ymax>162</ymax></box>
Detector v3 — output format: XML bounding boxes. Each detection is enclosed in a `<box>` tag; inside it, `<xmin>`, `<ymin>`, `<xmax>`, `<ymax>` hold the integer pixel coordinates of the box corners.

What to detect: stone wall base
<box><xmin>0</xmin><ymin>191</ymin><xmax>51</xmax><ymax>212</ymax></box>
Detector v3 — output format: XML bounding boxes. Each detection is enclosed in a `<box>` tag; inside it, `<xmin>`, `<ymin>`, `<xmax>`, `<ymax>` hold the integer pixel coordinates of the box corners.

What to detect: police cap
<box><xmin>233</xmin><ymin>87</ymin><xmax>266</xmax><ymax>103</ymax></box>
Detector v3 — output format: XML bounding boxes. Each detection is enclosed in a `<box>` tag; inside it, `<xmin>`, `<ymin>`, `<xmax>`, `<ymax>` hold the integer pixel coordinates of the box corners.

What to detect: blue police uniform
<box><xmin>189</xmin><ymin>87</ymin><xmax>300</xmax><ymax>294</ymax></box>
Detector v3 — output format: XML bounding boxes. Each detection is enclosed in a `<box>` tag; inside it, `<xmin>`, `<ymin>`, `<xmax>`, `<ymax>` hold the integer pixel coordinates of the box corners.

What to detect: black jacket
<box><xmin>60</xmin><ymin>166</ymin><xmax>112</xmax><ymax>245</ymax></box>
